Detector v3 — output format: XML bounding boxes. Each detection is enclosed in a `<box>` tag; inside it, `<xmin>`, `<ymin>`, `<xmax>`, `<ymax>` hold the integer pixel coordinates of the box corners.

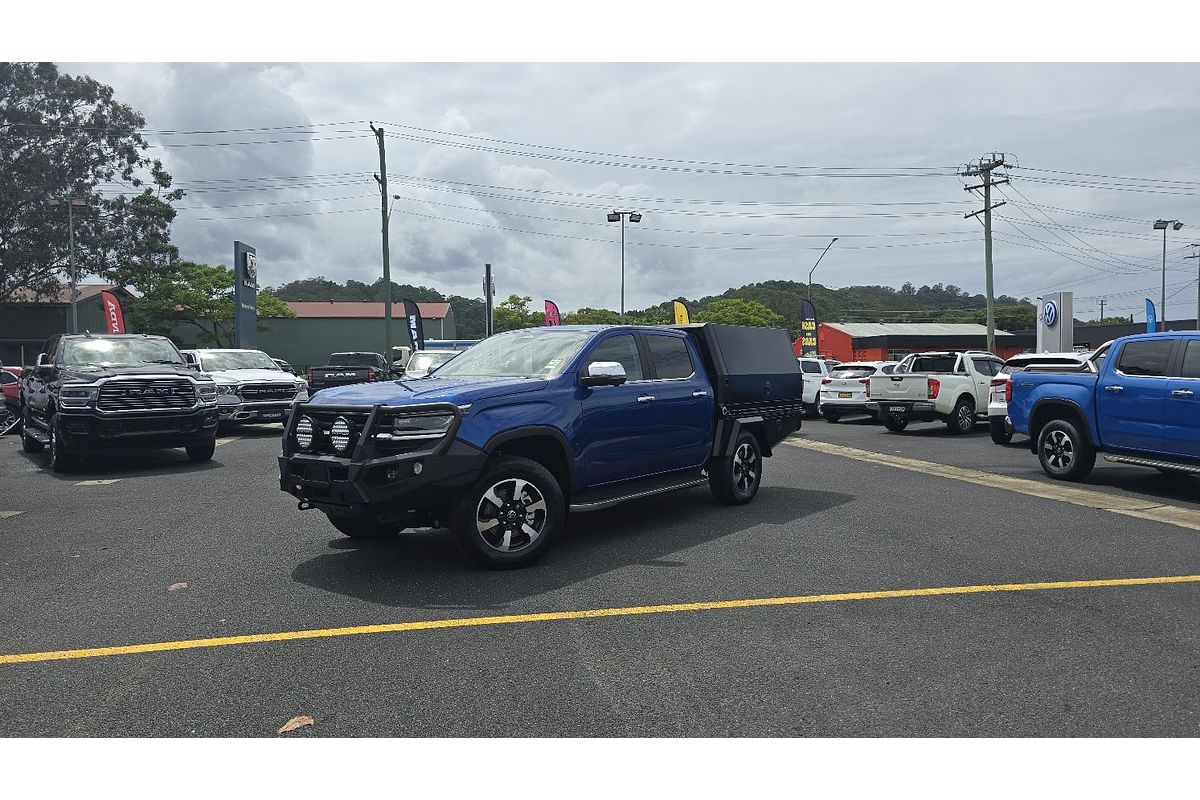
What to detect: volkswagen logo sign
<box><xmin>1043</xmin><ymin>299</ymin><xmax>1059</xmax><ymax>328</ymax></box>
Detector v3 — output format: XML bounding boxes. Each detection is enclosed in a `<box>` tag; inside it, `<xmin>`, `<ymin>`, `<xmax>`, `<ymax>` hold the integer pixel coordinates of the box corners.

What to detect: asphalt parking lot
<box><xmin>1</xmin><ymin>414</ymin><xmax>1197</xmax><ymax>736</ymax></box>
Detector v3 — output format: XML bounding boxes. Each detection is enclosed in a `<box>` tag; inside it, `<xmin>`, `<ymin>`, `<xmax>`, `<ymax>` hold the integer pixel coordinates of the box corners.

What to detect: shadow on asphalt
<box><xmin>290</xmin><ymin>485</ymin><xmax>852</xmax><ymax>610</ymax></box>
<box><xmin>15</xmin><ymin>447</ymin><xmax>225</xmax><ymax>481</ymax></box>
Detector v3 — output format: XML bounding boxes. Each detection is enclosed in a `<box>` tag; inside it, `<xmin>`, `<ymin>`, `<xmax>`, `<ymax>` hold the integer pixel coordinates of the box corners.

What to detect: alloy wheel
<box><xmin>1042</xmin><ymin>430</ymin><xmax>1075</xmax><ymax>472</ymax></box>
<box><xmin>475</xmin><ymin>477</ymin><xmax>548</xmax><ymax>553</ymax></box>
<box><xmin>733</xmin><ymin>442</ymin><xmax>759</xmax><ymax>494</ymax></box>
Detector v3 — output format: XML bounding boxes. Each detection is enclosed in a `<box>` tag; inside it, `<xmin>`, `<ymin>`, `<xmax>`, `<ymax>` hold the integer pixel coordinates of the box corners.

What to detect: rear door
<box><xmin>1097</xmin><ymin>338</ymin><xmax>1174</xmax><ymax>453</ymax></box>
<box><xmin>1162</xmin><ymin>339</ymin><xmax>1200</xmax><ymax>460</ymax></box>
<box><xmin>967</xmin><ymin>356</ymin><xmax>1001</xmax><ymax>408</ymax></box>
<box><xmin>638</xmin><ymin>332</ymin><xmax>713</xmax><ymax>473</ymax></box>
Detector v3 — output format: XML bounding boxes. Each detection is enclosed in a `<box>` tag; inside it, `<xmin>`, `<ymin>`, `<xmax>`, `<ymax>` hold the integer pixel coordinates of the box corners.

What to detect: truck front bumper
<box><xmin>58</xmin><ymin>406</ymin><xmax>219</xmax><ymax>449</ymax></box>
<box><xmin>217</xmin><ymin>399</ymin><xmax>299</xmax><ymax>423</ymax></box>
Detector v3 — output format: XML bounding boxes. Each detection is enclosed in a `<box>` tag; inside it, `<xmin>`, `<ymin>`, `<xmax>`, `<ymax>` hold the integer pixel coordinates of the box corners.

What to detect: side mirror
<box><xmin>581</xmin><ymin>361</ymin><xmax>627</xmax><ymax>388</ymax></box>
<box><xmin>187</xmin><ymin>362</ymin><xmax>201</xmax><ymax>371</ymax></box>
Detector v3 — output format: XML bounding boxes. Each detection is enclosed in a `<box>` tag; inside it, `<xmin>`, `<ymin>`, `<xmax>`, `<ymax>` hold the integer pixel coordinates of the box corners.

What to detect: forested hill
<box><xmin>268</xmin><ymin>276</ymin><xmax>1039</xmax><ymax>340</ymax></box>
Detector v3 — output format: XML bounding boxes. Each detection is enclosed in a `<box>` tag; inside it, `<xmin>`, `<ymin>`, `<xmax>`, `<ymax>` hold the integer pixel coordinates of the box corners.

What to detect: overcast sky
<box><xmin>66</xmin><ymin>62</ymin><xmax>1200</xmax><ymax>320</ymax></box>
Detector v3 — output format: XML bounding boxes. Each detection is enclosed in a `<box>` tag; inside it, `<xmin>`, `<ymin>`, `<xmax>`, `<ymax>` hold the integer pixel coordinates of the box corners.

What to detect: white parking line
<box><xmin>214</xmin><ymin>437</ymin><xmax>239</xmax><ymax>447</ymax></box>
<box><xmin>0</xmin><ymin>511</ymin><xmax>25</xmax><ymax>519</ymax></box>
<box><xmin>784</xmin><ymin>438</ymin><xmax>1200</xmax><ymax>533</ymax></box>
<box><xmin>74</xmin><ymin>479</ymin><xmax>121</xmax><ymax>486</ymax></box>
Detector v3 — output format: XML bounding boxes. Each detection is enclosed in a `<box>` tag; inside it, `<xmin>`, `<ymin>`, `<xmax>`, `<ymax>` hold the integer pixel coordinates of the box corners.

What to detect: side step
<box><xmin>1103</xmin><ymin>453</ymin><xmax>1200</xmax><ymax>474</ymax></box>
<box><xmin>23</xmin><ymin>426</ymin><xmax>50</xmax><ymax>445</ymax></box>
<box><xmin>570</xmin><ymin>469</ymin><xmax>708</xmax><ymax>513</ymax></box>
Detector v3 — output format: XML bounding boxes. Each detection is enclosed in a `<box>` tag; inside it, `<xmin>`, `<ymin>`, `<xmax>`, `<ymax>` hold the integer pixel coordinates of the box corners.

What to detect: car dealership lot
<box><xmin>0</xmin><ymin>420</ymin><xmax>1197</xmax><ymax>736</ymax></box>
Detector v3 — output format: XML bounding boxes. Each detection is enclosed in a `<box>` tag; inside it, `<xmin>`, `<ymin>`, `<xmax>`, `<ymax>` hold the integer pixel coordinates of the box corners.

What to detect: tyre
<box><xmin>989</xmin><ymin>418</ymin><xmax>1013</xmax><ymax>445</ymax></box>
<box><xmin>803</xmin><ymin>401</ymin><xmax>818</xmax><ymax>419</ymax></box>
<box><xmin>1037</xmin><ymin>419</ymin><xmax>1096</xmax><ymax>481</ymax></box>
<box><xmin>185</xmin><ymin>441</ymin><xmax>216</xmax><ymax>462</ymax></box>
<box><xmin>325</xmin><ymin>513</ymin><xmax>403</xmax><ymax>540</ymax></box>
<box><xmin>48</xmin><ymin>417</ymin><xmax>78</xmax><ymax>473</ymax></box>
<box><xmin>709</xmin><ymin>431</ymin><xmax>763</xmax><ymax>506</ymax></box>
<box><xmin>821</xmin><ymin>408</ymin><xmax>840</xmax><ymax>423</ymax></box>
<box><xmin>881</xmin><ymin>414</ymin><xmax>908</xmax><ymax>432</ymax></box>
<box><xmin>21</xmin><ymin>408</ymin><xmax>44</xmax><ymax>453</ymax></box>
<box><xmin>450</xmin><ymin>455</ymin><xmax>565</xmax><ymax>568</ymax></box>
<box><xmin>947</xmin><ymin>396</ymin><xmax>976</xmax><ymax>435</ymax></box>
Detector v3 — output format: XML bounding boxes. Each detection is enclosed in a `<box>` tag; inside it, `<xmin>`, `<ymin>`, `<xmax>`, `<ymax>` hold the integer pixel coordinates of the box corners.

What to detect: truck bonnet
<box><xmin>308</xmin><ymin>375</ymin><xmax>549</xmax><ymax>406</ymax></box>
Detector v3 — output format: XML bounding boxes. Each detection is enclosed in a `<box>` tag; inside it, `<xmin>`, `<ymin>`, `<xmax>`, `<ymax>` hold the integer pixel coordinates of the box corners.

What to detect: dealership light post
<box><xmin>607</xmin><ymin>210</ymin><xmax>642</xmax><ymax>322</ymax></box>
<box><xmin>1153</xmin><ymin>219</ymin><xmax>1183</xmax><ymax>325</ymax></box>
<box><xmin>807</xmin><ymin>237</ymin><xmax>839</xmax><ymax>304</ymax></box>
<box><xmin>48</xmin><ymin>197</ymin><xmax>89</xmax><ymax>334</ymax></box>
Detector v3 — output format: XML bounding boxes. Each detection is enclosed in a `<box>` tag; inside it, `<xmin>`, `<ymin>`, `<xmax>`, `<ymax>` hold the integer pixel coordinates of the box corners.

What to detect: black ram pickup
<box><xmin>19</xmin><ymin>334</ymin><xmax>220</xmax><ymax>472</ymax></box>
<box><xmin>307</xmin><ymin>352</ymin><xmax>397</xmax><ymax>392</ymax></box>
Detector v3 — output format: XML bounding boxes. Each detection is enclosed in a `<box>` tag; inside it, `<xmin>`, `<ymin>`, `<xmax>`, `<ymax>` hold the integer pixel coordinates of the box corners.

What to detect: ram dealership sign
<box><xmin>234</xmin><ymin>241</ymin><xmax>258</xmax><ymax>348</ymax></box>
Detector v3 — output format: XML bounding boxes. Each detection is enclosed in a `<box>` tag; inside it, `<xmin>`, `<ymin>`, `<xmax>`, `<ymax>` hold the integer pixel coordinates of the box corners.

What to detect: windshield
<box><xmin>830</xmin><ymin>367</ymin><xmax>876</xmax><ymax>379</ymax></box>
<box><xmin>407</xmin><ymin>352</ymin><xmax>457</xmax><ymax>372</ymax></box>
<box><xmin>199</xmin><ymin>351</ymin><xmax>279</xmax><ymax>371</ymax></box>
<box><xmin>62</xmin><ymin>337</ymin><xmax>183</xmax><ymax>367</ymax></box>
<box><xmin>433</xmin><ymin>330</ymin><xmax>593</xmax><ymax>379</ymax></box>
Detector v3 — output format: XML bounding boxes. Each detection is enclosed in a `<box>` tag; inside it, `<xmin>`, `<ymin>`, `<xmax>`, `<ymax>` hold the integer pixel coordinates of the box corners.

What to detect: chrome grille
<box><xmin>97</xmin><ymin>379</ymin><xmax>196</xmax><ymax>411</ymax></box>
<box><xmin>238</xmin><ymin>383</ymin><xmax>298</xmax><ymax>402</ymax></box>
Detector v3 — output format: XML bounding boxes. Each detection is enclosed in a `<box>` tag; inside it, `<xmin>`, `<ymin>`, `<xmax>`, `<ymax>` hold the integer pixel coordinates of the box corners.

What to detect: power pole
<box><xmin>961</xmin><ymin>153</ymin><xmax>1013</xmax><ymax>355</ymax></box>
<box><xmin>483</xmin><ymin>263</ymin><xmax>495</xmax><ymax>337</ymax></box>
<box><xmin>1186</xmin><ymin>244</ymin><xmax>1200</xmax><ymax>327</ymax></box>
<box><xmin>1099</xmin><ymin>299</ymin><xmax>1106</xmax><ymax>322</ymax></box>
<box><xmin>370</xmin><ymin>123</ymin><xmax>394</xmax><ymax>363</ymax></box>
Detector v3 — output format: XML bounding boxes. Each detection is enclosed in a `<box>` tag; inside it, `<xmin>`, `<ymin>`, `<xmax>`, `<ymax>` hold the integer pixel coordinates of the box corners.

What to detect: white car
<box><xmin>987</xmin><ymin>350</ymin><xmax>1094</xmax><ymax>444</ymax></box>
<box><xmin>819</xmin><ymin>361</ymin><xmax>900</xmax><ymax>422</ymax></box>
<box><xmin>181</xmin><ymin>348</ymin><xmax>309</xmax><ymax>425</ymax></box>
<box><xmin>866</xmin><ymin>350</ymin><xmax>1004</xmax><ymax>434</ymax></box>
<box><xmin>797</xmin><ymin>357</ymin><xmax>831</xmax><ymax>417</ymax></box>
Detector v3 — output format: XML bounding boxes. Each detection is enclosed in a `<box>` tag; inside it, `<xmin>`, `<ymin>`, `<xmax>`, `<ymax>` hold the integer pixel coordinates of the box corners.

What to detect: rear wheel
<box><xmin>821</xmin><ymin>408</ymin><xmax>840</xmax><ymax>423</ymax></box>
<box><xmin>1037</xmin><ymin>419</ymin><xmax>1096</xmax><ymax>481</ymax></box>
<box><xmin>881</xmin><ymin>414</ymin><xmax>908</xmax><ymax>432</ymax></box>
<box><xmin>326</xmin><ymin>514</ymin><xmax>403</xmax><ymax>540</ymax></box>
<box><xmin>710</xmin><ymin>431</ymin><xmax>762</xmax><ymax>505</ymax></box>
<box><xmin>947</xmin><ymin>397</ymin><xmax>976</xmax><ymax>435</ymax></box>
<box><xmin>989</xmin><ymin>418</ymin><xmax>1013</xmax><ymax>445</ymax></box>
<box><xmin>451</xmin><ymin>456</ymin><xmax>564</xmax><ymax>568</ymax></box>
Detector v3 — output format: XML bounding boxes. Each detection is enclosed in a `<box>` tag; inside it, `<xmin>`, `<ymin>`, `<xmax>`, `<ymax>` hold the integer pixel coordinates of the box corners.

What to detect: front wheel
<box><xmin>989</xmin><ymin>418</ymin><xmax>1013</xmax><ymax>445</ymax></box>
<box><xmin>186</xmin><ymin>441</ymin><xmax>216</xmax><ymax>462</ymax></box>
<box><xmin>710</xmin><ymin>431</ymin><xmax>762</xmax><ymax>505</ymax></box>
<box><xmin>947</xmin><ymin>397</ymin><xmax>976</xmax><ymax>435</ymax></box>
<box><xmin>48</xmin><ymin>418</ymin><xmax>78</xmax><ymax>473</ymax></box>
<box><xmin>451</xmin><ymin>456</ymin><xmax>564</xmax><ymax>568</ymax></box>
<box><xmin>881</xmin><ymin>414</ymin><xmax>908</xmax><ymax>432</ymax></box>
<box><xmin>1037</xmin><ymin>419</ymin><xmax>1096</xmax><ymax>481</ymax></box>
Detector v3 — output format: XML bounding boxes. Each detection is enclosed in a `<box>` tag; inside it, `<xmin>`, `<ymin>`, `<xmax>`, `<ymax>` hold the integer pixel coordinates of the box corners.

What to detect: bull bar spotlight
<box><xmin>295</xmin><ymin>415</ymin><xmax>315</xmax><ymax>449</ymax></box>
<box><xmin>331</xmin><ymin>416</ymin><xmax>353</xmax><ymax>453</ymax></box>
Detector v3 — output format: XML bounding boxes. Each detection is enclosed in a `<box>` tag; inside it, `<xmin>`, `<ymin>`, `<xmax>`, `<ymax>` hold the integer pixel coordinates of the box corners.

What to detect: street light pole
<box><xmin>807</xmin><ymin>237</ymin><xmax>839</xmax><ymax>303</ymax></box>
<box><xmin>607</xmin><ymin>210</ymin><xmax>642</xmax><ymax>323</ymax></box>
<box><xmin>1153</xmin><ymin>219</ymin><xmax>1184</xmax><ymax>325</ymax></box>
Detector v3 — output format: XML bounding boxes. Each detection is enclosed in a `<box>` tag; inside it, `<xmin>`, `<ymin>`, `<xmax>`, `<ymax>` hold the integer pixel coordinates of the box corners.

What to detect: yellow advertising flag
<box><xmin>673</xmin><ymin>300</ymin><xmax>690</xmax><ymax>324</ymax></box>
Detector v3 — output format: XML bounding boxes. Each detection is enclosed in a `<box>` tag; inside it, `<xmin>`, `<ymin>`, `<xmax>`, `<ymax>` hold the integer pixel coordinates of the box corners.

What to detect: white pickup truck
<box><xmin>865</xmin><ymin>350</ymin><xmax>1004</xmax><ymax>434</ymax></box>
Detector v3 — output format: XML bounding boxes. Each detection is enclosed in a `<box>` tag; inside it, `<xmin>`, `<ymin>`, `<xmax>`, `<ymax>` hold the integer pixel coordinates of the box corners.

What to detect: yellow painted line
<box><xmin>1</xmin><ymin>574</ymin><xmax>1197</xmax><ymax>665</ymax></box>
<box><xmin>784</xmin><ymin>438</ymin><xmax>1200</xmax><ymax>532</ymax></box>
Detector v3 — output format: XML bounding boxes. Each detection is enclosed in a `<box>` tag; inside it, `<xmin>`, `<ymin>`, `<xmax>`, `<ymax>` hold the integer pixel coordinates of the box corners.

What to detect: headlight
<box><xmin>331</xmin><ymin>416</ymin><xmax>353</xmax><ymax>452</ymax></box>
<box><xmin>392</xmin><ymin>413</ymin><xmax>453</xmax><ymax>434</ymax></box>
<box><xmin>59</xmin><ymin>384</ymin><xmax>99</xmax><ymax>407</ymax></box>
<box><xmin>196</xmin><ymin>381</ymin><xmax>218</xmax><ymax>401</ymax></box>
<box><xmin>295</xmin><ymin>416</ymin><xmax>315</xmax><ymax>449</ymax></box>
<box><xmin>217</xmin><ymin>384</ymin><xmax>239</xmax><ymax>395</ymax></box>
<box><xmin>295</xmin><ymin>382</ymin><xmax>308</xmax><ymax>393</ymax></box>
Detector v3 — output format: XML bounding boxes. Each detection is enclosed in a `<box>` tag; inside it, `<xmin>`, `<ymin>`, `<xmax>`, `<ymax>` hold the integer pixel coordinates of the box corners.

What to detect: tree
<box><xmin>0</xmin><ymin>62</ymin><xmax>182</xmax><ymax>302</ymax></box>
<box><xmin>564</xmin><ymin>307</ymin><xmax>621</xmax><ymax>325</ymax></box>
<box><xmin>694</xmin><ymin>298</ymin><xmax>785</xmax><ymax>328</ymax></box>
<box><xmin>493</xmin><ymin>294</ymin><xmax>542</xmax><ymax>332</ymax></box>
<box><xmin>128</xmin><ymin>261</ymin><xmax>295</xmax><ymax>347</ymax></box>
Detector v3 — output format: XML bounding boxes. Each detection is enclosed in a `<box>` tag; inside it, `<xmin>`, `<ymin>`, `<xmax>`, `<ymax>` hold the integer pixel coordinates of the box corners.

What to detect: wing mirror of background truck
<box><xmin>580</xmin><ymin>361</ymin><xmax>627</xmax><ymax>388</ymax></box>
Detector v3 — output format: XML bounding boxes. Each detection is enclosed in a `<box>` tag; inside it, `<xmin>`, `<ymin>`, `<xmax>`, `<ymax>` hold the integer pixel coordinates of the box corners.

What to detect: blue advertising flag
<box><xmin>1146</xmin><ymin>299</ymin><xmax>1157</xmax><ymax>333</ymax></box>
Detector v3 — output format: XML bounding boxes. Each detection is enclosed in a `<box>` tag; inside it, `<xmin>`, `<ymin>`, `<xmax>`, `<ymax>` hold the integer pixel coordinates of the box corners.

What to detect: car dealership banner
<box><xmin>402</xmin><ymin>298</ymin><xmax>425</xmax><ymax>350</ymax></box>
<box><xmin>99</xmin><ymin>290</ymin><xmax>126</xmax><ymax>334</ymax></box>
<box><xmin>233</xmin><ymin>241</ymin><xmax>257</xmax><ymax>349</ymax></box>
<box><xmin>799</xmin><ymin>299</ymin><xmax>818</xmax><ymax>356</ymax></box>
<box><xmin>673</xmin><ymin>300</ymin><xmax>690</xmax><ymax>325</ymax></box>
<box><xmin>544</xmin><ymin>300</ymin><xmax>562</xmax><ymax>326</ymax></box>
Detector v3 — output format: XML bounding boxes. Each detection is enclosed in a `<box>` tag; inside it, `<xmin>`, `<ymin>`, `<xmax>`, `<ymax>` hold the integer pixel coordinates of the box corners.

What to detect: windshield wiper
<box><xmin>141</xmin><ymin>359</ymin><xmax>183</xmax><ymax>365</ymax></box>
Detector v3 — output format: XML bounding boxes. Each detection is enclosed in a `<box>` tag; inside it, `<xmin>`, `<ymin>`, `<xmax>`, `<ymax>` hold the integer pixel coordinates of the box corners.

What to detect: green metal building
<box><xmin>0</xmin><ymin>284</ymin><xmax>135</xmax><ymax>367</ymax></box>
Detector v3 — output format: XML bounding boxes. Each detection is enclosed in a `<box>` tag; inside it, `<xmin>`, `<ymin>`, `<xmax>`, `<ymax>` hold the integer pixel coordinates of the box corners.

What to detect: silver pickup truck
<box><xmin>866</xmin><ymin>350</ymin><xmax>1004</xmax><ymax>434</ymax></box>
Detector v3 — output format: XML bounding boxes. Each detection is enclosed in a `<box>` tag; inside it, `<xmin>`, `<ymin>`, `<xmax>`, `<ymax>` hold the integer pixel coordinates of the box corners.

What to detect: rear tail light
<box><xmin>367</xmin><ymin>368</ymin><xmax>377</xmax><ymax>382</ymax></box>
<box><xmin>859</xmin><ymin>378</ymin><xmax>871</xmax><ymax>397</ymax></box>
<box><xmin>821</xmin><ymin>378</ymin><xmax>832</xmax><ymax>385</ymax></box>
<box><xmin>1006</xmin><ymin>381</ymin><xmax>1012</xmax><ymax>403</ymax></box>
<box><xmin>927</xmin><ymin>377</ymin><xmax>940</xmax><ymax>400</ymax></box>
<box><xmin>305</xmin><ymin>369</ymin><xmax>313</xmax><ymax>387</ymax></box>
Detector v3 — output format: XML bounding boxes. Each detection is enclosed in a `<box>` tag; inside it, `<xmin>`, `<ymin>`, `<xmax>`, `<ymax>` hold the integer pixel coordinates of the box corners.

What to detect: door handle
<box><xmin>692</xmin><ymin>390</ymin><xmax>709</xmax><ymax>398</ymax></box>
<box><xmin>1171</xmin><ymin>389</ymin><xmax>1194</xmax><ymax>397</ymax></box>
<box><xmin>636</xmin><ymin>395</ymin><xmax>656</xmax><ymax>404</ymax></box>
<box><xmin>1104</xmin><ymin>385</ymin><xmax>1124</xmax><ymax>393</ymax></box>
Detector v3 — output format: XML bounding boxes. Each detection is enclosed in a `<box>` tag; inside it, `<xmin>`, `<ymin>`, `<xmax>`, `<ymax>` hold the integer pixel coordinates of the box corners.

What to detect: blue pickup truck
<box><xmin>279</xmin><ymin>323</ymin><xmax>804</xmax><ymax>567</ymax></box>
<box><xmin>1008</xmin><ymin>332</ymin><xmax>1200</xmax><ymax>481</ymax></box>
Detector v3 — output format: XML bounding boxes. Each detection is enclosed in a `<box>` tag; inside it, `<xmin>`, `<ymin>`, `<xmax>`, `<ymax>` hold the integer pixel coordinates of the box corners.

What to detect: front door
<box><xmin>1097</xmin><ymin>337</ymin><xmax>1174</xmax><ymax>453</ymax></box>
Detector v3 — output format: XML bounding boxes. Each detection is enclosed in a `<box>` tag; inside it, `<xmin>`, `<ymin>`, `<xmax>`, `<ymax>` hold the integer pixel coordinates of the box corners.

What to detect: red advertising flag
<box><xmin>99</xmin><ymin>290</ymin><xmax>126</xmax><ymax>334</ymax></box>
<box><xmin>544</xmin><ymin>300</ymin><xmax>561</xmax><ymax>326</ymax></box>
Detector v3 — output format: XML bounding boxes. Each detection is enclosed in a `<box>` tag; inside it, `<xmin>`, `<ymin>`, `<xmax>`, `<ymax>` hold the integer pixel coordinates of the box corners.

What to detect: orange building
<box><xmin>794</xmin><ymin>322</ymin><xmax>1025</xmax><ymax>362</ymax></box>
